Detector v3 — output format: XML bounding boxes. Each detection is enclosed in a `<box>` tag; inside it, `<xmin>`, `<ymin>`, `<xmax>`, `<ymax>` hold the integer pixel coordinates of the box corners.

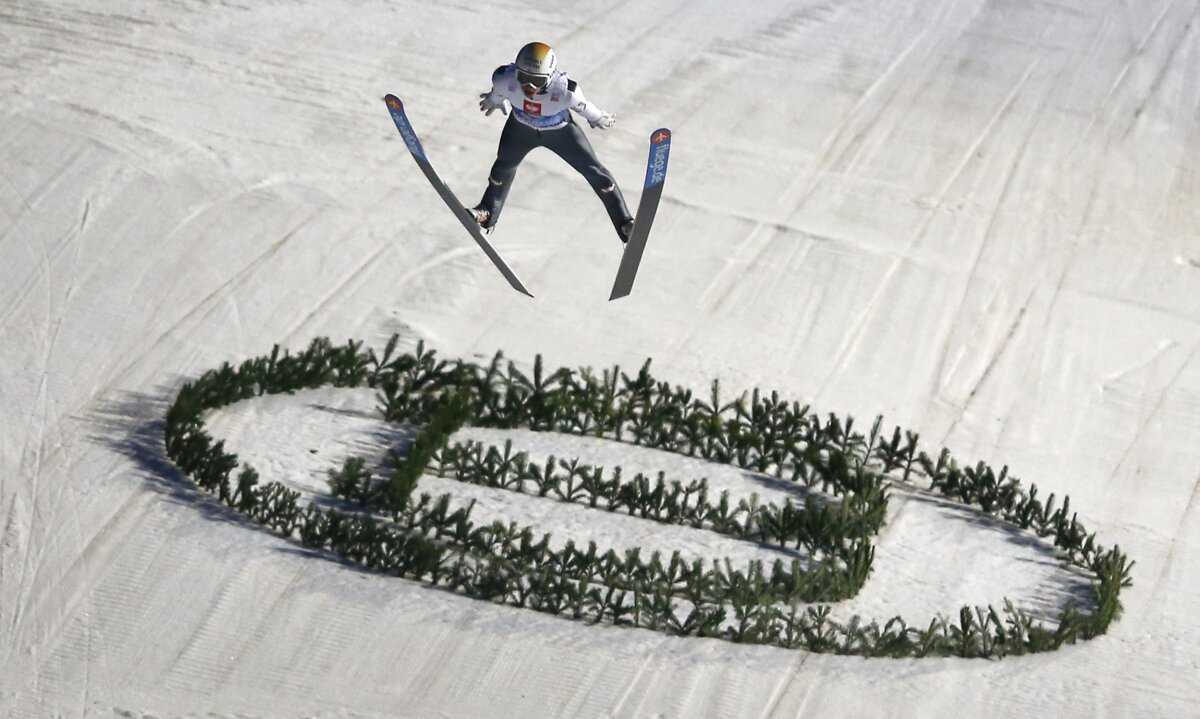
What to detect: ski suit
<box><xmin>477</xmin><ymin>65</ymin><xmax>632</xmax><ymax>238</ymax></box>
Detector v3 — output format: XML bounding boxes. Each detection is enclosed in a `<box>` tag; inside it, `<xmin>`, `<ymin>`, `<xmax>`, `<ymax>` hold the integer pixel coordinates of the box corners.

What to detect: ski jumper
<box><xmin>477</xmin><ymin>65</ymin><xmax>632</xmax><ymax>237</ymax></box>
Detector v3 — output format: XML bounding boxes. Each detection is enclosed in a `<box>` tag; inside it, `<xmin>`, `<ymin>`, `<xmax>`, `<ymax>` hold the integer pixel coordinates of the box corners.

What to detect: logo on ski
<box><xmin>644</xmin><ymin>129</ymin><xmax>672</xmax><ymax>189</ymax></box>
<box><xmin>385</xmin><ymin>94</ymin><xmax>427</xmax><ymax>162</ymax></box>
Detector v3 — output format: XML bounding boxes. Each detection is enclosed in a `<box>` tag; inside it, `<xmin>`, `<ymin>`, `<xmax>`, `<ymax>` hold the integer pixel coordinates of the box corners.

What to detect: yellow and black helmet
<box><xmin>515</xmin><ymin>42</ymin><xmax>557</xmax><ymax>90</ymax></box>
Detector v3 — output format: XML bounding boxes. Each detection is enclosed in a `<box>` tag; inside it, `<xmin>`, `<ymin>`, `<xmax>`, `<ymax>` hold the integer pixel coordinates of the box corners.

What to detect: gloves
<box><xmin>589</xmin><ymin>112</ymin><xmax>616</xmax><ymax>130</ymax></box>
<box><xmin>479</xmin><ymin>91</ymin><xmax>510</xmax><ymax>116</ymax></box>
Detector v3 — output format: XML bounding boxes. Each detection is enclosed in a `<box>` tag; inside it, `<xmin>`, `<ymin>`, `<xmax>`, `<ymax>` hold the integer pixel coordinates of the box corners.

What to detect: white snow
<box><xmin>2</xmin><ymin>0</ymin><xmax>1199</xmax><ymax>717</ymax></box>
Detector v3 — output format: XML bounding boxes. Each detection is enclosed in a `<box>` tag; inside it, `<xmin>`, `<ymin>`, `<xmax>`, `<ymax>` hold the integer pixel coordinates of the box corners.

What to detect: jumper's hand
<box><xmin>589</xmin><ymin>112</ymin><xmax>616</xmax><ymax>130</ymax></box>
<box><xmin>479</xmin><ymin>92</ymin><xmax>510</xmax><ymax>116</ymax></box>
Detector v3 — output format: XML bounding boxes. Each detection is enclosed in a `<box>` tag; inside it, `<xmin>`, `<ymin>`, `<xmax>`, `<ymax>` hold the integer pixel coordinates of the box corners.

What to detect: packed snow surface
<box><xmin>2</xmin><ymin>0</ymin><xmax>1199</xmax><ymax>717</ymax></box>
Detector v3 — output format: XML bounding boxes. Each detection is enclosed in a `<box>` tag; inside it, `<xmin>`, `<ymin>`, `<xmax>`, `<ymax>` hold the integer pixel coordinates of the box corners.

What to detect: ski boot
<box><xmin>619</xmin><ymin>219</ymin><xmax>634</xmax><ymax>245</ymax></box>
<box><xmin>469</xmin><ymin>205</ymin><xmax>494</xmax><ymax>234</ymax></box>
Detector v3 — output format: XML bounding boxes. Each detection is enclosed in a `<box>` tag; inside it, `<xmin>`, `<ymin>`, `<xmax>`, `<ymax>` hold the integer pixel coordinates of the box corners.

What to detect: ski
<box><xmin>609</xmin><ymin>127</ymin><xmax>672</xmax><ymax>301</ymax></box>
<box><xmin>383</xmin><ymin>94</ymin><xmax>533</xmax><ymax>297</ymax></box>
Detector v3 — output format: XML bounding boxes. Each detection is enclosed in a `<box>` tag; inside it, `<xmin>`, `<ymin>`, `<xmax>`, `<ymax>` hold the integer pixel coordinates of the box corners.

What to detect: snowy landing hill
<box><xmin>1</xmin><ymin>1</ymin><xmax>1198</xmax><ymax>717</ymax></box>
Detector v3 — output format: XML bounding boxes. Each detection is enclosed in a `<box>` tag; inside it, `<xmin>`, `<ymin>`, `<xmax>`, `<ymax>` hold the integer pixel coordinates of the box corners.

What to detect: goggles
<box><xmin>517</xmin><ymin>69</ymin><xmax>551</xmax><ymax>89</ymax></box>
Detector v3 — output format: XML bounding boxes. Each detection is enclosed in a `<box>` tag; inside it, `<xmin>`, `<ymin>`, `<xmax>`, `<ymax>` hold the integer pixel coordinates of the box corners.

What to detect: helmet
<box><xmin>515</xmin><ymin>42</ymin><xmax>557</xmax><ymax>90</ymax></box>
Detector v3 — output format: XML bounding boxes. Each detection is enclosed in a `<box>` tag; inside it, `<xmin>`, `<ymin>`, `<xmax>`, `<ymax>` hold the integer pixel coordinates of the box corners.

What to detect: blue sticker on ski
<box><xmin>385</xmin><ymin>95</ymin><xmax>427</xmax><ymax>162</ymax></box>
<box><xmin>643</xmin><ymin>128</ymin><xmax>671</xmax><ymax>188</ymax></box>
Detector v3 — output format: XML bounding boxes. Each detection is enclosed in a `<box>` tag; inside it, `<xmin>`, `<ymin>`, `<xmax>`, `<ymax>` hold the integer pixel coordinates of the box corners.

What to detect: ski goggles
<box><xmin>517</xmin><ymin>69</ymin><xmax>551</xmax><ymax>89</ymax></box>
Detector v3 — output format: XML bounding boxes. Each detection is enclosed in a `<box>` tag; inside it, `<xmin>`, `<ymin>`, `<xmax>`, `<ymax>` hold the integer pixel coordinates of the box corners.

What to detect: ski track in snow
<box><xmin>1</xmin><ymin>0</ymin><xmax>1199</xmax><ymax>717</ymax></box>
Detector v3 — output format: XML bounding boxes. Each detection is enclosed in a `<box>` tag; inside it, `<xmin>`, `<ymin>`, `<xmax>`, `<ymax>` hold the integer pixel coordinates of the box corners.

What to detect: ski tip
<box><xmin>650</xmin><ymin>128</ymin><xmax>671</xmax><ymax>144</ymax></box>
<box><xmin>384</xmin><ymin>94</ymin><xmax>403</xmax><ymax>111</ymax></box>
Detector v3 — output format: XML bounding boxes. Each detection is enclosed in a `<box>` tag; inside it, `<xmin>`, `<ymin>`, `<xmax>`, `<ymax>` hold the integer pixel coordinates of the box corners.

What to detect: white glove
<box><xmin>479</xmin><ymin>92</ymin><xmax>510</xmax><ymax>116</ymax></box>
<box><xmin>589</xmin><ymin>112</ymin><xmax>616</xmax><ymax>130</ymax></box>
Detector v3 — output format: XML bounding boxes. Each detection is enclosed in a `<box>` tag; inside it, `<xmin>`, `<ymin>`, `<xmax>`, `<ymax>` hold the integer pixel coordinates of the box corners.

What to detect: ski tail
<box><xmin>609</xmin><ymin>128</ymin><xmax>671</xmax><ymax>301</ymax></box>
<box><xmin>383</xmin><ymin>94</ymin><xmax>533</xmax><ymax>297</ymax></box>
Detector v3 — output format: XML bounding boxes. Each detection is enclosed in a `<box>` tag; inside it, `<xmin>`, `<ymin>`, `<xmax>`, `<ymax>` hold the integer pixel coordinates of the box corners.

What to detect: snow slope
<box><xmin>2</xmin><ymin>0</ymin><xmax>1198</xmax><ymax>716</ymax></box>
